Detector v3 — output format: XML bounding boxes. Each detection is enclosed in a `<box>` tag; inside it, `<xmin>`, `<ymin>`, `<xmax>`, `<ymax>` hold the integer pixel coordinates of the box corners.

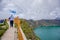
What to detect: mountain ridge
<box><xmin>24</xmin><ymin>19</ymin><xmax>60</xmax><ymax>28</ymax></box>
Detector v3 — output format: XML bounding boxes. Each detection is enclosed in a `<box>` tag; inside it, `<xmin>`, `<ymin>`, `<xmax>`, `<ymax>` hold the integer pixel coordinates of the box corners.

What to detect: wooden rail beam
<box><xmin>14</xmin><ymin>16</ymin><xmax>24</xmax><ymax>40</ymax></box>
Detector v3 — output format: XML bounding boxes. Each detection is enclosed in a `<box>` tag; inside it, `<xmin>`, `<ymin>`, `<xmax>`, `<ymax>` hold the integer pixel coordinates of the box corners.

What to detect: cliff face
<box><xmin>25</xmin><ymin>19</ymin><xmax>60</xmax><ymax>27</ymax></box>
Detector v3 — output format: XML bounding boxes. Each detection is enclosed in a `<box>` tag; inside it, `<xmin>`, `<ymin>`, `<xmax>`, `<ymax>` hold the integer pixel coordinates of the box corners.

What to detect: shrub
<box><xmin>0</xmin><ymin>20</ymin><xmax>9</xmax><ymax>37</ymax></box>
<box><xmin>20</xmin><ymin>19</ymin><xmax>40</xmax><ymax>40</ymax></box>
<box><xmin>0</xmin><ymin>30</ymin><xmax>5</xmax><ymax>37</ymax></box>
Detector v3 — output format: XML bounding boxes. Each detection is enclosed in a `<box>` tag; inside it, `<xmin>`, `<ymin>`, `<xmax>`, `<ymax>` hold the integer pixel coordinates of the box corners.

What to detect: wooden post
<box><xmin>14</xmin><ymin>16</ymin><xmax>24</xmax><ymax>40</ymax></box>
<box><xmin>14</xmin><ymin>17</ymin><xmax>20</xmax><ymax>28</ymax></box>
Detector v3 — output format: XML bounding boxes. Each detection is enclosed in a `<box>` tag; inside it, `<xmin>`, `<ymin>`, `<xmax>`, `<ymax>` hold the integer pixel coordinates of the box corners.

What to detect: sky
<box><xmin>0</xmin><ymin>0</ymin><xmax>60</xmax><ymax>20</ymax></box>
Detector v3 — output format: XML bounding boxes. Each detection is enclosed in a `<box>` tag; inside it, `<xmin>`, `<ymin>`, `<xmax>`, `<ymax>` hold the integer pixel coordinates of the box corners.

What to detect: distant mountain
<box><xmin>55</xmin><ymin>17</ymin><xmax>60</xmax><ymax>20</ymax></box>
<box><xmin>24</xmin><ymin>19</ymin><xmax>60</xmax><ymax>27</ymax></box>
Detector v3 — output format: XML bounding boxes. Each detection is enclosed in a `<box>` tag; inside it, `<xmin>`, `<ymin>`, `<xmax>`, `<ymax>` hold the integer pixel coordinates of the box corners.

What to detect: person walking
<box><xmin>9</xmin><ymin>15</ymin><xmax>14</xmax><ymax>27</ymax></box>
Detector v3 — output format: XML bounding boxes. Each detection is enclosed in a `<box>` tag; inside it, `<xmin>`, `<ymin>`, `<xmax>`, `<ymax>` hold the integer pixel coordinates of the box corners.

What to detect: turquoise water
<box><xmin>34</xmin><ymin>26</ymin><xmax>60</xmax><ymax>40</ymax></box>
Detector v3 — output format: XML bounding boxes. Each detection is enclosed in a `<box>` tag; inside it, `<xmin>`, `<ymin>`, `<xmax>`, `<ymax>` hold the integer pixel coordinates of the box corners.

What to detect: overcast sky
<box><xmin>0</xmin><ymin>0</ymin><xmax>60</xmax><ymax>20</ymax></box>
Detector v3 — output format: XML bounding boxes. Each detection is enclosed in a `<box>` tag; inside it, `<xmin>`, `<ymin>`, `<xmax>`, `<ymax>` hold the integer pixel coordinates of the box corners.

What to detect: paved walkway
<box><xmin>1</xmin><ymin>21</ymin><xmax>18</xmax><ymax>40</ymax></box>
<box><xmin>1</xmin><ymin>21</ymin><xmax>27</xmax><ymax>40</ymax></box>
<box><xmin>1</xmin><ymin>27</ymin><xmax>17</xmax><ymax>40</ymax></box>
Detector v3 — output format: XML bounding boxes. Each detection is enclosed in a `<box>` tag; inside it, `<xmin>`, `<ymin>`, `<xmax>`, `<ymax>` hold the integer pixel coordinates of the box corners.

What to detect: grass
<box><xmin>0</xmin><ymin>30</ymin><xmax>5</xmax><ymax>37</ymax></box>
<box><xmin>0</xmin><ymin>20</ymin><xmax>9</xmax><ymax>37</ymax></box>
<box><xmin>20</xmin><ymin>19</ymin><xmax>40</xmax><ymax>40</ymax></box>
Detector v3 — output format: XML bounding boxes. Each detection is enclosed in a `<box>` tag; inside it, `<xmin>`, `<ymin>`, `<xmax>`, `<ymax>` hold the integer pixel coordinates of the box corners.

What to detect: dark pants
<box><xmin>10</xmin><ymin>20</ymin><xmax>13</xmax><ymax>27</ymax></box>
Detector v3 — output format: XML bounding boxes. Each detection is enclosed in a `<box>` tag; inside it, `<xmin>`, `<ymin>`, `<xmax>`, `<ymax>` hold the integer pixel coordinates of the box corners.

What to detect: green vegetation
<box><xmin>20</xmin><ymin>19</ymin><xmax>40</xmax><ymax>40</ymax></box>
<box><xmin>0</xmin><ymin>20</ymin><xmax>9</xmax><ymax>37</ymax></box>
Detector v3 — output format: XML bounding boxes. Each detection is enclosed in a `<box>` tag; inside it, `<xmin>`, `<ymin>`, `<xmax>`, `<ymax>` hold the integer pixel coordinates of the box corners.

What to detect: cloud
<box><xmin>49</xmin><ymin>7</ymin><xmax>60</xmax><ymax>19</ymax></box>
<box><xmin>0</xmin><ymin>0</ymin><xmax>60</xmax><ymax>20</ymax></box>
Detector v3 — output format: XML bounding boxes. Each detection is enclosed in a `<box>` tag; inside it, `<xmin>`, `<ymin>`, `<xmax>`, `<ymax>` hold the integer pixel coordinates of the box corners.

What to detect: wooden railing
<box><xmin>14</xmin><ymin>17</ymin><xmax>24</xmax><ymax>40</ymax></box>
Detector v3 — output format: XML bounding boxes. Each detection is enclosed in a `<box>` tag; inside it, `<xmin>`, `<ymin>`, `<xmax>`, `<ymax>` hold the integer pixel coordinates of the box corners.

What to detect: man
<box><xmin>9</xmin><ymin>15</ymin><xmax>14</xmax><ymax>27</ymax></box>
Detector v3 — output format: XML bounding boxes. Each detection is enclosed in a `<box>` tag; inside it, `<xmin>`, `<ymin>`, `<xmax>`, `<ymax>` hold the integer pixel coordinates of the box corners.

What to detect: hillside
<box><xmin>25</xmin><ymin>19</ymin><xmax>60</xmax><ymax>28</ymax></box>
